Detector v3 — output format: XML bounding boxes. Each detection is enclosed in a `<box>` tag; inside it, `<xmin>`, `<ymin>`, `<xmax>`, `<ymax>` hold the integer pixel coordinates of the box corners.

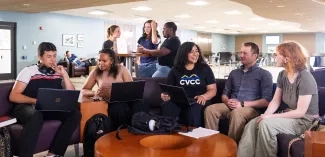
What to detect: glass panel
<box><xmin>0</xmin><ymin>50</ymin><xmax>11</xmax><ymax>74</ymax></box>
<box><xmin>0</xmin><ymin>29</ymin><xmax>11</xmax><ymax>49</ymax></box>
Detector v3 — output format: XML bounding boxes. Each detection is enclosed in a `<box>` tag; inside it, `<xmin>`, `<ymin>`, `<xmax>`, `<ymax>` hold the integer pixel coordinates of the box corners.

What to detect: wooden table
<box><xmin>305</xmin><ymin>131</ymin><xmax>325</xmax><ymax>157</ymax></box>
<box><xmin>116</xmin><ymin>53</ymin><xmax>148</xmax><ymax>75</ymax></box>
<box><xmin>95</xmin><ymin>129</ymin><xmax>237</xmax><ymax>157</ymax></box>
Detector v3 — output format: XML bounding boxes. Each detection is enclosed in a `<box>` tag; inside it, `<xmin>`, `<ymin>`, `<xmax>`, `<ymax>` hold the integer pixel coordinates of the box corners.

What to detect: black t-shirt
<box><xmin>102</xmin><ymin>40</ymin><xmax>114</xmax><ymax>50</ymax></box>
<box><xmin>167</xmin><ymin>63</ymin><xmax>216</xmax><ymax>98</ymax></box>
<box><xmin>158</xmin><ymin>36</ymin><xmax>181</xmax><ymax>68</ymax></box>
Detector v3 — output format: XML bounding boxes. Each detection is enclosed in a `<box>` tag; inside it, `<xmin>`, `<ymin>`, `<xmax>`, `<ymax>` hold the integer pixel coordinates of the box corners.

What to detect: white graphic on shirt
<box><xmin>180</xmin><ymin>74</ymin><xmax>201</xmax><ymax>85</ymax></box>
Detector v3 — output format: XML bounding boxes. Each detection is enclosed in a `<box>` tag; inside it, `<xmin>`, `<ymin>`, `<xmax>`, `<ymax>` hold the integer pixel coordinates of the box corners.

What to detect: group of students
<box><xmin>102</xmin><ymin>20</ymin><xmax>181</xmax><ymax>78</ymax></box>
<box><xmin>8</xmin><ymin>23</ymin><xmax>319</xmax><ymax>157</ymax></box>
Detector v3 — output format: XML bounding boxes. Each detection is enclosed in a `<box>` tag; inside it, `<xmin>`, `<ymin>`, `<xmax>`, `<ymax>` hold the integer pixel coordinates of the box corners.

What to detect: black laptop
<box><xmin>108</xmin><ymin>80</ymin><xmax>146</xmax><ymax>103</ymax></box>
<box><xmin>35</xmin><ymin>88</ymin><xmax>80</xmax><ymax>112</ymax></box>
<box><xmin>159</xmin><ymin>83</ymin><xmax>196</xmax><ymax>107</ymax></box>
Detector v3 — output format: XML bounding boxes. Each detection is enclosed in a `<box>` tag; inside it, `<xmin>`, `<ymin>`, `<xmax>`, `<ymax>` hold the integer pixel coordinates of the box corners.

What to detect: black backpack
<box><xmin>116</xmin><ymin>112</ymin><xmax>191</xmax><ymax>140</ymax></box>
<box><xmin>83</xmin><ymin>114</ymin><xmax>112</xmax><ymax>157</ymax></box>
<box><xmin>0</xmin><ymin>127</ymin><xmax>12</xmax><ymax>157</ymax></box>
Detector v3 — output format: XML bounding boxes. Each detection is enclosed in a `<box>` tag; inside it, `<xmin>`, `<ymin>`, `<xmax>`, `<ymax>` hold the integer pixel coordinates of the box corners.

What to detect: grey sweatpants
<box><xmin>237</xmin><ymin>116</ymin><xmax>313</xmax><ymax>157</ymax></box>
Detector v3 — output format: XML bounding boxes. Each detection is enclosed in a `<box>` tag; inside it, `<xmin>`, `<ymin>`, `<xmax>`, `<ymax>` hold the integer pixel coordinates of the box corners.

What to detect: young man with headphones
<box><xmin>9</xmin><ymin>42</ymin><xmax>81</xmax><ymax>157</ymax></box>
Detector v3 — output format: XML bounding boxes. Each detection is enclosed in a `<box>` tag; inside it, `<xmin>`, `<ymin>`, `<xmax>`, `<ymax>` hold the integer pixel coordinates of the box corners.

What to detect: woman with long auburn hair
<box><xmin>237</xmin><ymin>41</ymin><xmax>319</xmax><ymax>157</ymax></box>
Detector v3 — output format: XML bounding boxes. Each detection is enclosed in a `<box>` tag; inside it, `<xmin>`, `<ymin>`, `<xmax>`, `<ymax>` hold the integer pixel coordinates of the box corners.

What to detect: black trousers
<box><xmin>11</xmin><ymin>104</ymin><xmax>81</xmax><ymax>157</ymax></box>
<box><xmin>109</xmin><ymin>100</ymin><xmax>148</xmax><ymax>130</ymax></box>
<box><xmin>161</xmin><ymin>101</ymin><xmax>211</xmax><ymax>127</ymax></box>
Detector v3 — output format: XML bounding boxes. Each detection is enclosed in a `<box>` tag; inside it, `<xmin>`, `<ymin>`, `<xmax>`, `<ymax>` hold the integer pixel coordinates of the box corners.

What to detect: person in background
<box><xmin>138</xmin><ymin>22</ymin><xmax>181</xmax><ymax>77</ymax></box>
<box><xmin>65</xmin><ymin>50</ymin><xmax>88</xmax><ymax>67</ymax></box>
<box><xmin>102</xmin><ymin>25</ymin><xmax>125</xmax><ymax>65</ymax></box>
<box><xmin>9</xmin><ymin>42</ymin><xmax>81</xmax><ymax>157</ymax></box>
<box><xmin>81</xmin><ymin>48</ymin><xmax>148</xmax><ymax>130</ymax></box>
<box><xmin>136</xmin><ymin>20</ymin><xmax>160</xmax><ymax>77</ymax></box>
<box><xmin>160</xmin><ymin>42</ymin><xmax>216</xmax><ymax>127</ymax></box>
<box><xmin>204</xmin><ymin>42</ymin><xmax>273</xmax><ymax>143</ymax></box>
<box><xmin>237</xmin><ymin>41</ymin><xmax>319</xmax><ymax>157</ymax></box>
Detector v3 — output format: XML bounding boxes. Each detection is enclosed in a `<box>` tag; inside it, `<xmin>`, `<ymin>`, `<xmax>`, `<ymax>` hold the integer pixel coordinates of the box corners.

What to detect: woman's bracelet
<box><xmin>200</xmin><ymin>95</ymin><xmax>207</xmax><ymax>100</ymax></box>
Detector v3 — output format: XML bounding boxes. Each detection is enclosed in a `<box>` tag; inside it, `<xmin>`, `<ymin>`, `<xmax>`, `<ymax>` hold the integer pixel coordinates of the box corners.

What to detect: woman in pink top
<box><xmin>82</xmin><ymin>48</ymin><xmax>147</xmax><ymax>129</ymax></box>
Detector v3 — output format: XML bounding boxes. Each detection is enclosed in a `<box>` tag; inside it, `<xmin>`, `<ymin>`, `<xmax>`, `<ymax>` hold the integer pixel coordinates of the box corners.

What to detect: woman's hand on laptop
<box><xmin>194</xmin><ymin>95</ymin><xmax>206</xmax><ymax>105</ymax></box>
<box><xmin>161</xmin><ymin>93</ymin><xmax>170</xmax><ymax>101</ymax></box>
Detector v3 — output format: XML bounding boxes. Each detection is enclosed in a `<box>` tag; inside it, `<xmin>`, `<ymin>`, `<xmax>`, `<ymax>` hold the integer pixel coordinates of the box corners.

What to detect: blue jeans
<box><xmin>137</xmin><ymin>61</ymin><xmax>157</xmax><ymax>77</ymax></box>
<box><xmin>152</xmin><ymin>63</ymin><xmax>171</xmax><ymax>77</ymax></box>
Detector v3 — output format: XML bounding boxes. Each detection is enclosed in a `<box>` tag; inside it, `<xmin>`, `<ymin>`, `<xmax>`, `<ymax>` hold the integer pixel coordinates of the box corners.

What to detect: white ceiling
<box><xmin>53</xmin><ymin>0</ymin><xmax>310</xmax><ymax>34</ymax></box>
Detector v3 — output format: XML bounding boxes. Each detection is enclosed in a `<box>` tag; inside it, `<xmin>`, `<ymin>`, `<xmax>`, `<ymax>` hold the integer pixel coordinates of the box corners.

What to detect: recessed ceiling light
<box><xmin>23</xmin><ymin>4</ymin><xmax>30</xmax><ymax>7</ymax></box>
<box><xmin>246</xmin><ymin>28</ymin><xmax>256</xmax><ymax>30</ymax></box>
<box><xmin>250</xmin><ymin>17</ymin><xmax>264</xmax><ymax>21</ymax></box>
<box><xmin>88</xmin><ymin>10</ymin><xmax>108</xmax><ymax>15</ymax></box>
<box><xmin>228</xmin><ymin>24</ymin><xmax>240</xmax><ymax>27</ymax></box>
<box><xmin>175</xmin><ymin>14</ymin><xmax>192</xmax><ymax>18</ymax></box>
<box><xmin>277</xmin><ymin>5</ymin><xmax>284</xmax><ymax>7</ymax></box>
<box><xmin>194</xmin><ymin>26</ymin><xmax>205</xmax><ymax>29</ymax></box>
<box><xmin>215</xmin><ymin>29</ymin><xmax>223</xmax><ymax>31</ymax></box>
<box><xmin>131</xmin><ymin>6</ymin><xmax>152</xmax><ymax>11</ymax></box>
<box><xmin>224</xmin><ymin>10</ymin><xmax>241</xmax><ymax>15</ymax></box>
<box><xmin>187</xmin><ymin>0</ymin><xmax>209</xmax><ymax>6</ymax></box>
<box><xmin>230</xmin><ymin>31</ymin><xmax>239</xmax><ymax>34</ymax></box>
<box><xmin>260</xmin><ymin>30</ymin><xmax>268</xmax><ymax>33</ymax></box>
<box><xmin>134</xmin><ymin>17</ymin><xmax>148</xmax><ymax>21</ymax></box>
<box><xmin>206</xmin><ymin>20</ymin><xmax>219</xmax><ymax>23</ymax></box>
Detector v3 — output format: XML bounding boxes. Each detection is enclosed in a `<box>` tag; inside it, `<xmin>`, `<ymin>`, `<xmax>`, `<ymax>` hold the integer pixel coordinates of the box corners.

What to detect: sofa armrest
<box><xmin>305</xmin><ymin>131</ymin><xmax>325</xmax><ymax>157</ymax></box>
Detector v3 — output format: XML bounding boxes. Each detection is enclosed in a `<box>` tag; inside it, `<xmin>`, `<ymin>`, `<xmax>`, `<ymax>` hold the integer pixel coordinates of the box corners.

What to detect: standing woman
<box><xmin>237</xmin><ymin>41</ymin><xmax>319</xmax><ymax>157</ymax></box>
<box><xmin>160</xmin><ymin>42</ymin><xmax>217</xmax><ymax>127</ymax></box>
<box><xmin>102</xmin><ymin>25</ymin><xmax>125</xmax><ymax>65</ymax></box>
<box><xmin>136</xmin><ymin>20</ymin><xmax>160</xmax><ymax>77</ymax></box>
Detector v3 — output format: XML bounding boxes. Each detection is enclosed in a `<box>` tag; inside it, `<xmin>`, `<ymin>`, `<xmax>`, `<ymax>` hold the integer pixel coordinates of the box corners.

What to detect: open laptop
<box><xmin>159</xmin><ymin>83</ymin><xmax>196</xmax><ymax>107</ymax></box>
<box><xmin>108</xmin><ymin>80</ymin><xmax>146</xmax><ymax>103</ymax></box>
<box><xmin>35</xmin><ymin>88</ymin><xmax>80</xmax><ymax>112</ymax></box>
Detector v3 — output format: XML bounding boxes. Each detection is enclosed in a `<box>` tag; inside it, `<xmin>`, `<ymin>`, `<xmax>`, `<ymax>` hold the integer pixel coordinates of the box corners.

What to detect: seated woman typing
<box><xmin>9</xmin><ymin>42</ymin><xmax>81</xmax><ymax>157</ymax></box>
<box><xmin>237</xmin><ymin>41</ymin><xmax>319</xmax><ymax>157</ymax></box>
<box><xmin>160</xmin><ymin>42</ymin><xmax>217</xmax><ymax>127</ymax></box>
<box><xmin>82</xmin><ymin>48</ymin><xmax>147</xmax><ymax>130</ymax></box>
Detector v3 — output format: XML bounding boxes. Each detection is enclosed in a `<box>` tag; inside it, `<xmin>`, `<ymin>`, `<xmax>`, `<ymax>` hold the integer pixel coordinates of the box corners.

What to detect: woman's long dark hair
<box><xmin>142</xmin><ymin>20</ymin><xmax>161</xmax><ymax>39</ymax></box>
<box><xmin>174</xmin><ymin>42</ymin><xmax>206</xmax><ymax>72</ymax></box>
<box><xmin>95</xmin><ymin>48</ymin><xmax>119</xmax><ymax>78</ymax></box>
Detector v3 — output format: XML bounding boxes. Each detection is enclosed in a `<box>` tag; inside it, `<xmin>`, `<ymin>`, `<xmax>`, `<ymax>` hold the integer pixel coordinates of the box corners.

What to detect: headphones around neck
<box><xmin>37</xmin><ymin>63</ymin><xmax>55</xmax><ymax>75</ymax></box>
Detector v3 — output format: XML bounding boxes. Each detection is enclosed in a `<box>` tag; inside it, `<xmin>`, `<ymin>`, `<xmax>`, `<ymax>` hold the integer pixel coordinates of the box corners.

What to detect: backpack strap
<box><xmin>116</xmin><ymin>124</ymin><xmax>128</xmax><ymax>140</ymax></box>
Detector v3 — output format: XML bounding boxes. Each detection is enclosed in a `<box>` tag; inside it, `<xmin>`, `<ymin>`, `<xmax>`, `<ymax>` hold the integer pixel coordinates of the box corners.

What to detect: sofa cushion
<box><xmin>0</xmin><ymin>81</ymin><xmax>15</xmax><ymax>117</ymax></box>
<box><xmin>9</xmin><ymin>120</ymin><xmax>80</xmax><ymax>155</ymax></box>
<box><xmin>311</xmin><ymin>68</ymin><xmax>325</xmax><ymax>87</ymax></box>
<box><xmin>318</xmin><ymin>87</ymin><xmax>325</xmax><ymax>116</ymax></box>
<box><xmin>277</xmin><ymin>134</ymin><xmax>304</xmax><ymax>157</ymax></box>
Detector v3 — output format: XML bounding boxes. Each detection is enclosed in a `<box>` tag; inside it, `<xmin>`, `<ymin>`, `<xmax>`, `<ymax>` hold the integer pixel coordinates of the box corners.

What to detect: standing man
<box><xmin>204</xmin><ymin>42</ymin><xmax>273</xmax><ymax>143</ymax></box>
<box><xmin>138</xmin><ymin>22</ymin><xmax>181</xmax><ymax>77</ymax></box>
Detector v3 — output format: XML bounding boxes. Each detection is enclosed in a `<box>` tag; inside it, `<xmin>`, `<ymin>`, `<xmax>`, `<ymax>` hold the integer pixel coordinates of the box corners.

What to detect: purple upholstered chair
<box><xmin>0</xmin><ymin>81</ymin><xmax>80</xmax><ymax>156</ymax></box>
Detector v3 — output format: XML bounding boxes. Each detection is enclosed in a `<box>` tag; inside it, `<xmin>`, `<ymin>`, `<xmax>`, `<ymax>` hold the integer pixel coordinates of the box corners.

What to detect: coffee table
<box><xmin>95</xmin><ymin>129</ymin><xmax>237</xmax><ymax>157</ymax></box>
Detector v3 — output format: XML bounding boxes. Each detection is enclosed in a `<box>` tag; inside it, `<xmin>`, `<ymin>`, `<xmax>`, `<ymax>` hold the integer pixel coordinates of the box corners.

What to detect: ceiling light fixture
<box><xmin>230</xmin><ymin>31</ymin><xmax>239</xmax><ymax>34</ymax></box>
<box><xmin>260</xmin><ymin>30</ymin><xmax>268</xmax><ymax>33</ymax></box>
<box><xmin>175</xmin><ymin>14</ymin><xmax>192</xmax><ymax>18</ymax></box>
<box><xmin>88</xmin><ymin>10</ymin><xmax>108</xmax><ymax>15</ymax></box>
<box><xmin>246</xmin><ymin>28</ymin><xmax>256</xmax><ymax>30</ymax></box>
<box><xmin>215</xmin><ymin>29</ymin><xmax>223</xmax><ymax>31</ymax></box>
<box><xmin>250</xmin><ymin>17</ymin><xmax>264</xmax><ymax>21</ymax></box>
<box><xmin>206</xmin><ymin>20</ymin><xmax>219</xmax><ymax>23</ymax></box>
<box><xmin>277</xmin><ymin>5</ymin><xmax>284</xmax><ymax>8</ymax></box>
<box><xmin>131</xmin><ymin>6</ymin><xmax>152</xmax><ymax>11</ymax></box>
<box><xmin>187</xmin><ymin>0</ymin><xmax>209</xmax><ymax>6</ymax></box>
<box><xmin>23</xmin><ymin>4</ymin><xmax>30</xmax><ymax>7</ymax></box>
<box><xmin>228</xmin><ymin>24</ymin><xmax>240</xmax><ymax>27</ymax></box>
<box><xmin>224</xmin><ymin>10</ymin><xmax>241</xmax><ymax>15</ymax></box>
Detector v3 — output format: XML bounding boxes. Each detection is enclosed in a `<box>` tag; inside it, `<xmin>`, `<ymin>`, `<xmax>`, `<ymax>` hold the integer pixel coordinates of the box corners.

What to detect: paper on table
<box><xmin>178</xmin><ymin>127</ymin><xmax>219</xmax><ymax>139</ymax></box>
